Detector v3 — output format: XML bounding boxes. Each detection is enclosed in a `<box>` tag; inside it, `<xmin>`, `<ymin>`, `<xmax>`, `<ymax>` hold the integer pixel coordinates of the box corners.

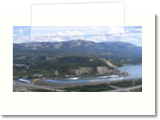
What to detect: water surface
<box><xmin>45</xmin><ymin>64</ymin><xmax>142</xmax><ymax>83</ymax></box>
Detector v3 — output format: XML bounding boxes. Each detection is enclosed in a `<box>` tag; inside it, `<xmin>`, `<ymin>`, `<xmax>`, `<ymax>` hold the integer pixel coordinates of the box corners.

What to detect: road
<box><xmin>13</xmin><ymin>81</ymin><xmax>142</xmax><ymax>92</ymax></box>
<box><xmin>13</xmin><ymin>82</ymin><xmax>63</xmax><ymax>92</ymax></box>
<box><xmin>107</xmin><ymin>85</ymin><xmax>142</xmax><ymax>92</ymax></box>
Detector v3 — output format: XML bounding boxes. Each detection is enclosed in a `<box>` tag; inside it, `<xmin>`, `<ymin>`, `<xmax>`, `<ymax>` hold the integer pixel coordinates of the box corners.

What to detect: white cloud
<box><xmin>13</xmin><ymin>34</ymin><xmax>30</xmax><ymax>43</ymax></box>
<box><xmin>65</xmin><ymin>30</ymin><xmax>84</xmax><ymax>36</ymax></box>
<box><xmin>86</xmin><ymin>35</ymin><xmax>107</xmax><ymax>42</ymax></box>
<box><xmin>56</xmin><ymin>32</ymin><xmax>63</xmax><ymax>36</ymax></box>
<box><xmin>130</xmin><ymin>28</ymin><xmax>142</xmax><ymax>32</ymax></box>
<box><xmin>121</xmin><ymin>38</ymin><xmax>138</xmax><ymax>42</ymax></box>
<box><xmin>108</xmin><ymin>26</ymin><xmax>124</xmax><ymax>34</ymax></box>
<box><xmin>13</xmin><ymin>27</ymin><xmax>142</xmax><ymax>43</ymax></box>
<box><xmin>134</xmin><ymin>28</ymin><xmax>142</xmax><ymax>32</ymax></box>
<box><xmin>30</xmin><ymin>26</ymin><xmax>89</xmax><ymax>32</ymax></box>
<box><xmin>34</xmin><ymin>30</ymin><xmax>84</xmax><ymax>37</ymax></box>
<box><xmin>86</xmin><ymin>26</ymin><xmax>103</xmax><ymax>33</ymax></box>
<box><xmin>36</xmin><ymin>32</ymin><xmax>41</xmax><ymax>34</ymax></box>
<box><xmin>13</xmin><ymin>34</ymin><xmax>17</xmax><ymax>37</ymax></box>
<box><xmin>18</xmin><ymin>29</ymin><xmax>23</xmax><ymax>36</ymax></box>
<box><xmin>109</xmin><ymin>28</ymin><xmax>142</xmax><ymax>40</ymax></box>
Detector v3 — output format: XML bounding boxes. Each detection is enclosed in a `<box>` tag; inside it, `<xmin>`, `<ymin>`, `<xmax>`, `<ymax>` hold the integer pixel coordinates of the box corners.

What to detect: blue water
<box><xmin>118</xmin><ymin>64</ymin><xmax>142</xmax><ymax>79</ymax></box>
<box><xmin>64</xmin><ymin>76</ymin><xmax>109</xmax><ymax>80</ymax></box>
<box><xmin>45</xmin><ymin>64</ymin><xmax>142</xmax><ymax>84</ymax></box>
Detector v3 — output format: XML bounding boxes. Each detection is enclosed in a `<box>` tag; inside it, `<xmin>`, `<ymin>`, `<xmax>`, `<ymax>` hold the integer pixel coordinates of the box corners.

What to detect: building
<box><xmin>19</xmin><ymin>79</ymin><xmax>31</xmax><ymax>84</ymax></box>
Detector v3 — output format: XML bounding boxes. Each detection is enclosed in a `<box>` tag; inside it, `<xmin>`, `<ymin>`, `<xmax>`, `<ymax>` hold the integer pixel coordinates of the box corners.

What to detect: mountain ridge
<box><xmin>13</xmin><ymin>40</ymin><xmax>142</xmax><ymax>63</ymax></box>
<box><xmin>13</xmin><ymin>40</ymin><xmax>141</xmax><ymax>50</ymax></box>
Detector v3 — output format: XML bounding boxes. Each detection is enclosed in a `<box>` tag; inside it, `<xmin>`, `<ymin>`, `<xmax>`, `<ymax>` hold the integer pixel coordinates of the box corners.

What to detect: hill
<box><xmin>13</xmin><ymin>40</ymin><xmax>142</xmax><ymax>64</ymax></box>
<box><xmin>57</xmin><ymin>57</ymin><xmax>117</xmax><ymax>75</ymax></box>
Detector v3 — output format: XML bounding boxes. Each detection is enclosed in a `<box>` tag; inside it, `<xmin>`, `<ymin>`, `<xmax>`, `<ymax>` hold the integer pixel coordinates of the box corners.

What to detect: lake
<box><xmin>45</xmin><ymin>64</ymin><xmax>142</xmax><ymax>84</ymax></box>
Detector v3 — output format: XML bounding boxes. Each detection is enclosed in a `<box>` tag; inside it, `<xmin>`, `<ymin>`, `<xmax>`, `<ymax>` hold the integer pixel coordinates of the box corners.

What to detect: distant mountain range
<box><xmin>13</xmin><ymin>40</ymin><xmax>141</xmax><ymax>52</ymax></box>
<box><xmin>13</xmin><ymin>40</ymin><xmax>142</xmax><ymax>63</ymax></box>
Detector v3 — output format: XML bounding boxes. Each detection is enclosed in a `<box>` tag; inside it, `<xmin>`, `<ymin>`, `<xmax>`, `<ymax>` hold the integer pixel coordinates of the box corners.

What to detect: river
<box><xmin>45</xmin><ymin>64</ymin><xmax>142</xmax><ymax>83</ymax></box>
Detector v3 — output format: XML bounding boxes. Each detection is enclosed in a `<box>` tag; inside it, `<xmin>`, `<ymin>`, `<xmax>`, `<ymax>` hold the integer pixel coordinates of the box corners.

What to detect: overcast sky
<box><xmin>13</xmin><ymin>26</ymin><xmax>142</xmax><ymax>46</ymax></box>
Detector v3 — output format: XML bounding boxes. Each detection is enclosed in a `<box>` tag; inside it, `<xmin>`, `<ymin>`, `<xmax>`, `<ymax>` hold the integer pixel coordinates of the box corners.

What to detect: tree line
<box><xmin>110</xmin><ymin>79</ymin><xmax>142</xmax><ymax>87</ymax></box>
<box><xmin>64</xmin><ymin>83</ymin><xmax>115</xmax><ymax>92</ymax></box>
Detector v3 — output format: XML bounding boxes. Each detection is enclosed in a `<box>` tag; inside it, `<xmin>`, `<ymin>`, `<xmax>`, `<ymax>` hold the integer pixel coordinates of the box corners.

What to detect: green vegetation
<box><xmin>13</xmin><ymin>56</ymin><xmax>116</xmax><ymax>78</ymax></box>
<box><xmin>58</xmin><ymin>56</ymin><xmax>91</xmax><ymax>63</ymax></box>
<box><xmin>130</xmin><ymin>87</ymin><xmax>142</xmax><ymax>92</ymax></box>
<box><xmin>58</xmin><ymin>57</ymin><xmax>115</xmax><ymax>74</ymax></box>
<box><xmin>34</xmin><ymin>80</ymin><xmax>55</xmax><ymax>86</ymax></box>
<box><xmin>140</xmin><ymin>86</ymin><xmax>142</xmax><ymax>91</ymax></box>
<box><xmin>13</xmin><ymin>41</ymin><xmax>142</xmax><ymax>78</ymax></box>
<box><xmin>134</xmin><ymin>79</ymin><xmax>142</xmax><ymax>86</ymax></box>
<box><xmin>110</xmin><ymin>79</ymin><xmax>142</xmax><ymax>87</ymax></box>
<box><xmin>13</xmin><ymin>41</ymin><xmax>142</xmax><ymax>66</ymax></box>
<box><xmin>13</xmin><ymin>60</ymin><xmax>60</xmax><ymax>77</ymax></box>
<box><xmin>13</xmin><ymin>88</ymin><xmax>16</xmax><ymax>92</ymax></box>
<box><xmin>64</xmin><ymin>83</ymin><xmax>115</xmax><ymax>92</ymax></box>
<box><xmin>29</xmin><ymin>88</ymin><xmax>55</xmax><ymax>92</ymax></box>
<box><xmin>13</xmin><ymin>78</ymin><xmax>20</xmax><ymax>80</ymax></box>
<box><xmin>27</xmin><ymin>75</ymin><xmax>38</xmax><ymax>79</ymax></box>
<box><xmin>110</xmin><ymin>61</ymin><xmax>142</xmax><ymax>67</ymax></box>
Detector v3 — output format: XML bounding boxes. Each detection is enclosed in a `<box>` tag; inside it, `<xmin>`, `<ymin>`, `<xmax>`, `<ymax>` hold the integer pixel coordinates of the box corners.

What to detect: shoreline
<box><xmin>42</xmin><ymin>74</ymin><xmax>131</xmax><ymax>81</ymax></box>
<box><xmin>50</xmin><ymin>76</ymin><xmax>120</xmax><ymax>81</ymax></box>
<box><xmin>122</xmin><ymin>63</ymin><xmax>142</xmax><ymax>66</ymax></box>
<box><xmin>34</xmin><ymin>78</ymin><xmax>142</xmax><ymax>88</ymax></box>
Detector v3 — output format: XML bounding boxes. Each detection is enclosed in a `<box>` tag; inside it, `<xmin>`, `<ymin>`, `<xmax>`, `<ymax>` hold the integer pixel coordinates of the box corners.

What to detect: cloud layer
<box><xmin>13</xmin><ymin>26</ymin><xmax>142</xmax><ymax>45</ymax></box>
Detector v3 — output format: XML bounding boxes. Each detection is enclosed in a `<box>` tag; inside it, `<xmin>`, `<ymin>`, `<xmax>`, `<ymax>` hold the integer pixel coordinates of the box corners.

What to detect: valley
<box><xmin>13</xmin><ymin>40</ymin><xmax>142</xmax><ymax>92</ymax></box>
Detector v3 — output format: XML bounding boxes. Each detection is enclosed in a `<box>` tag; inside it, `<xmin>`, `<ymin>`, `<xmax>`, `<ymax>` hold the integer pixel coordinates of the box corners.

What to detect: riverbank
<box><xmin>42</xmin><ymin>73</ymin><xmax>131</xmax><ymax>81</ymax></box>
<box><xmin>34</xmin><ymin>78</ymin><xmax>142</xmax><ymax>88</ymax></box>
<box><xmin>122</xmin><ymin>63</ymin><xmax>142</xmax><ymax>66</ymax></box>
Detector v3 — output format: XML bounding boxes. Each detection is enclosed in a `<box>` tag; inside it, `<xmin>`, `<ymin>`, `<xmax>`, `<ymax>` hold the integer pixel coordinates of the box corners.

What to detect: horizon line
<box><xmin>13</xmin><ymin>40</ymin><xmax>142</xmax><ymax>46</ymax></box>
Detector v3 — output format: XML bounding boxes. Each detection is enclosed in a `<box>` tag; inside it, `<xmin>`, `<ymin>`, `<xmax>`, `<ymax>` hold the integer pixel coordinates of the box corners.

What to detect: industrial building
<box><xmin>19</xmin><ymin>79</ymin><xmax>31</xmax><ymax>84</ymax></box>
